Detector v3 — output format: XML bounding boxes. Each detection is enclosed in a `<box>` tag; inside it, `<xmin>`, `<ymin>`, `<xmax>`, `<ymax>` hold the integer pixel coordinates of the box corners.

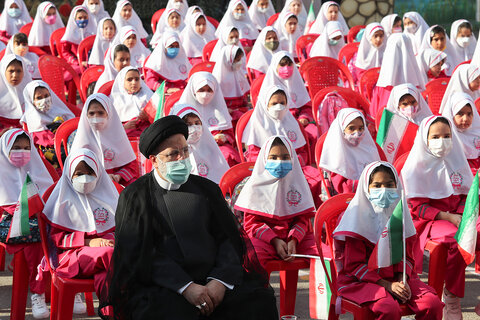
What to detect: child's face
<box><xmin>265</xmin><ymin>31</ymin><xmax>278</xmax><ymax>43</ymax></box>
<box><xmin>398</xmin><ymin>94</ymin><xmax>418</xmax><ymax>110</ymax></box>
<box><xmin>75</xmin><ymin>10</ymin><xmax>88</xmax><ymax>22</ymax></box>
<box><xmin>113</xmin><ymin>51</ymin><xmax>130</xmax><ymax>71</ymax></box>
<box><xmin>457</xmin><ymin>27</ymin><xmax>472</xmax><ymax>39</ymax></box>
<box><xmin>124</xmin><ymin>70</ymin><xmax>141</xmax><ymax>94</ymax></box>
<box><xmin>343</xmin><ymin>117</ymin><xmax>365</xmax><ymax>135</ymax></box>
<box><xmin>403</xmin><ymin>17</ymin><xmax>416</xmax><ymax>29</ymax></box>
<box><xmin>72</xmin><ymin>161</ymin><xmax>97</xmax><ymax>179</ymax></box>
<box><xmin>5</xmin><ymin>62</ymin><xmax>24</xmax><ymax>86</ymax></box>
<box><xmin>33</xmin><ymin>87</ymin><xmax>50</xmax><ymax>103</ymax></box>
<box><xmin>9</xmin><ymin>3</ymin><xmax>19</xmax><ymax>9</ymax></box>
<box><xmin>120</xmin><ymin>4</ymin><xmax>132</xmax><ymax>20</ymax></box>
<box><xmin>325</xmin><ymin>5</ymin><xmax>339</xmax><ymax>21</ymax></box>
<box><xmin>87</xmin><ymin>101</ymin><xmax>107</xmax><ymax>118</ymax></box>
<box><xmin>103</xmin><ymin>20</ymin><xmax>116</xmax><ymax>40</ymax></box>
<box><xmin>268</xmin><ymin>143</ymin><xmax>291</xmax><ymax>161</ymax></box>
<box><xmin>196</xmin><ymin>84</ymin><xmax>213</xmax><ymax>93</ymax></box>
<box><xmin>123</xmin><ymin>34</ymin><xmax>137</xmax><ymax>48</ymax></box>
<box><xmin>233</xmin><ymin>4</ymin><xmax>245</xmax><ymax>14</ymax></box>
<box><xmin>469</xmin><ymin>75</ymin><xmax>480</xmax><ymax>91</ymax></box>
<box><xmin>368</xmin><ymin>171</ymin><xmax>396</xmax><ymax>192</ymax></box>
<box><xmin>277</xmin><ymin>58</ymin><xmax>293</xmax><ymax>73</ymax></box>
<box><xmin>454</xmin><ymin>105</ymin><xmax>473</xmax><ymax>131</ymax></box>
<box><xmin>13</xmin><ymin>42</ymin><xmax>28</xmax><ymax>57</ymax></box>
<box><xmin>88</xmin><ymin>0</ymin><xmax>100</xmax><ymax>6</ymax></box>
<box><xmin>46</xmin><ymin>7</ymin><xmax>56</xmax><ymax>17</ymax></box>
<box><xmin>393</xmin><ymin>20</ymin><xmax>402</xmax><ymax>30</ymax></box>
<box><xmin>257</xmin><ymin>0</ymin><xmax>268</xmax><ymax>10</ymax></box>
<box><xmin>431</xmin><ymin>32</ymin><xmax>446</xmax><ymax>51</ymax></box>
<box><xmin>10</xmin><ymin>136</ymin><xmax>30</xmax><ymax>155</ymax></box>
<box><xmin>195</xmin><ymin>17</ymin><xmax>207</xmax><ymax>35</ymax></box>
<box><xmin>267</xmin><ymin>92</ymin><xmax>287</xmax><ymax>109</ymax></box>
<box><xmin>289</xmin><ymin>0</ymin><xmax>301</xmax><ymax>15</ymax></box>
<box><xmin>370</xmin><ymin>30</ymin><xmax>384</xmax><ymax>48</ymax></box>
<box><xmin>233</xmin><ymin>51</ymin><xmax>243</xmax><ymax>64</ymax></box>
<box><xmin>167</xmin><ymin>41</ymin><xmax>180</xmax><ymax>49</ymax></box>
<box><xmin>427</xmin><ymin>121</ymin><xmax>451</xmax><ymax>141</ymax></box>
<box><xmin>227</xmin><ymin>30</ymin><xmax>239</xmax><ymax>44</ymax></box>
<box><xmin>185</xmin><ymin>114</ymin><xmax>202</xmax><ymax>126</ymax></box>
<box><xmin>429</xmin><ymin>60</ymin><xmax>444</xmax><ymax>78</ymax></box>
<box><xmin>285</xmin><ymin>17</ymin><xmax>297</xmax><ymax>34</ymax></box>
<box><xmin>168</xmin><ymin>12</ymin><xmax>181</xmax><ymax>29</ymax></box>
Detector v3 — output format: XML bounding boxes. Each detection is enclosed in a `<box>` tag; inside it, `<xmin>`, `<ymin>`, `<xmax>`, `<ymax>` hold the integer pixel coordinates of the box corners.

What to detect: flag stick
<box><xmin>402</xmin><ymin>190</ymin><xmax>406</xmax><ymax>284</ymax></box>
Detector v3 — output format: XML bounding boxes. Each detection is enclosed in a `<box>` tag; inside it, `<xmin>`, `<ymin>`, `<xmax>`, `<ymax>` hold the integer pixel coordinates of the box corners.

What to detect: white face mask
<box><xmin>195</xmin><ymin>91</ymin><xmax>214</xmax><ymax>105</ymax></box>
<box><xmin>405</xmin><ymin>24</ymin><xmax>417</xmax><ymax>34</ymax></box>
<box><xmin>428</xmin><ymin>138</ymin><xmax>453</xmax><ymax>158</ymax></box>
<box><xmin>343</xmin><ymin>130</ymin><xmax>365</xmax><ymax>146</ymax></box>
<box><xmin>456</xmin><ymin>36</ymin><xmax>470</xmax><ymax>48</ymax></box>
<box><xmin>232</xmin><ymin>61</ymin><xmax>242</xmax><ymax>71</ymax></box>
<box><xmin>227</xmin><ymin>37</ymin><xmax>239</xmax><ymax>45</ymax></box>
<box><xmin>267</xmin><ymin>103</ymin><xmax>287</xmax><ymax>120</ymax></box>
<box><xmin>233</xmin><ymin>12</ymin><xmax>245</xmax><ymax>20</ymax></box>
<box><xmin>88</xmin><ymin>116</ymin><xmax>107</xmax><ymax>131</ymax></box>
<box><xmin>35</xmin><ymin>96</ymin><xmax>53</xmax><ymax>113</ymax></box>
<box><xmin>88</xmin><ymin>3</ymin><xmax>100</xmax><ymax>13</ymax></box>
<box><xmin>173</xmin><ymin>1</ymin><xmax>182</xmax><ymax>10</ymax></box>
<box><xmin>72</xmin><ymin>174</ymin><xmax>97</xmax><ymax>194</ymax></box>
<box><xmin>258</xmin><ymin>6</ymin><xmax>268</xmax><ymax>13</ymax></box>
<box><xmin>187</xmin><ymin>124</ymin><xmax>203</xmax><ymax>144</ymax></box>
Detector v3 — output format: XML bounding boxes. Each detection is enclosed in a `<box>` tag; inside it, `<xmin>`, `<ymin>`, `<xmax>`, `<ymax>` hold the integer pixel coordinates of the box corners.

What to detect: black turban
<box><xmin>139</xmin><ymin>115</ymin><xmax>188</xmax><ymax>157</ymax></box>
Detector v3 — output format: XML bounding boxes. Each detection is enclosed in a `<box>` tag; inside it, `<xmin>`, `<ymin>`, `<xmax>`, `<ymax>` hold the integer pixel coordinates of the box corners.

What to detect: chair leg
<box><xmin>0</xmin><ymin>245</ymin><xmax>5</xmax><ymax>271</ymax></box>
<box><xmin>85</xmin><ymin>292</ymin><xmax>95</xmax><ymax>316</ymax></box>
<box><xmin>426</xmin><ymin>241</ymin><xmax>447</xmax><ymax>298</ymax></box>
<box><xmin>56</xmin><ymin>287</ymin><xmax>76</xmax><ymax>320</ymax></box>
<box><xmin>278</xmin><ymin>269</ymin><xmax>299</xmax><ymax>316</ymax></box>
<box><xmin>476</xmin><ymin>251</ymin><xmax>480</xmax><ymax>274</ymax></box>
<box><xmin>44</xmin><ymin>273</ymin><xmax>51</xmax><ymax>304</ymax></box>
<box><xmin>10</xmin><ymin>252</ymin><xmax>29</xmax><ymax>320</ymax></box>
<box><xmin>50</xmin><ymin>283</ymin><xmax>58</xmax><ymax>320</ymax></box>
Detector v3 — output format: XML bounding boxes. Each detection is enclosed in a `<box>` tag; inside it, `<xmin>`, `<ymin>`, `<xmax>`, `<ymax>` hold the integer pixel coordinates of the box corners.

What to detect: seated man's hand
<box><xmin>182</xmin><ymin>283</ymin><xmax>215</xmax><ymax>316</ymax></box>
<box><xmin>206</xmin><ymin>280</ymin><xmax>226</xmax><ymax>308</ymax></box>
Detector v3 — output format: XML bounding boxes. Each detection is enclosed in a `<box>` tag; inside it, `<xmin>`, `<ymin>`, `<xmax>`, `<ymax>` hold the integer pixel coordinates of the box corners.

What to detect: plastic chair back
<box><xmin>49</xmin><ymin>27</ymin><xmax>66</xmax><ymax>57</ymax></box>
<box><xmin>475</xmin><ymin>97</ymin><xmax>480</xmax><ymax>115</ymax></box>
<box><xmin>250</xmin><ymin>74</ymin><xmax>265</xmax><ymax>107</ymax></box>
<box><xmin>207</xmin><ymin>16</ymin><xmax>219</xmax><ymax>29</ymax></box>
<box><xmin>188</xmin><ymin>61</ymin><xmax>215</xmax><ymax>78</ymax></box>
<box><xmin>151</xmin><ymin>9</ymin><xmax>165</xmax><ymax>33</ymax></box>
<box><xmin>19</xmin><ymin>22</ymin><xmax>33</xmax><ymax>36</ymax></box>
<box><xmin>29</xmin><ymin>46</ymin><xmax>47</xmax><ymax>56</ymax></box>
<box><xmin>98</xmin><ymin>80</ymin><xmax>114</xmax><ymax>96</ymax></box>
<box><xmin>347</xmin><ymin>25</ymin><xmax>365</xmax><ymax>43</ymax></box>
<box><xmin>77</xmin><ymin>35</ymin><xmax>96</xmax><ymax>72</ymax></box>
<box><xmin>202</xmin><ymin>39</ymin><xmax>218</xmax><ymax>62</ymax></box>
<box><xmin>338</xmin><ymin>42</ymin><xmax>359</xmax><ymax>66</ymax></box>
<box><xmin>266</xmin><ymin>13</ymin><xmax>279</xmax><ymax>26</ymax></box>
<box><xmin>359</xmin><ymin>67</ymin><xmax>380</xmax><ymax>102</ymax></box>
<box><xmin>54</xmin><ymin>117</ymin><xmax>80</xmax><ymax>169</ymax></box>
<box><xmin>80</xmin><ymin>66</ymin><xmax>104</xmax><ymax>101</ymax></box>
<box><xmin>0</xmin><ymin>49</ymin><xmax>5</xmax><ymax>60</ymax></box>
<box><xmin>422</xmin><ymin>78</ymin><xmax>449</xmax><ymax>115</ymax></box>
<box><xmin>219</xmin><ymin>162</ymin><xmax>255</xmax><ymax>197</ymax></box>
<box><xmin>295</xmin><ymin>34</ymin><xmax>319</xmax><ymax>63</ymax></box>
<box><xmin>393</xmin><ymin>152</ymin><xmax>409</xmax><ymax>175</ymax></box>
<box><xmin>246</xmin><ymin>50</ymin><xmax>256</xmax><ymax>83</ymax></box>
<box><xmin>164</xmin><ymin>90</ymin><xmax>184</xmax><ymax>116</ymax></box>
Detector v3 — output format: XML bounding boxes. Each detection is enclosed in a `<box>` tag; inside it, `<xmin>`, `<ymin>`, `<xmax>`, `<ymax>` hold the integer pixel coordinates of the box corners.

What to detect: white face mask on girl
<box><xmin>428</xmin><ymin>138</ymin><xmax>453</xmax><ymax>158</ymax></box>
<box><xmin>405</xmin><ymin>24</ymin><xmax>417</xmax><ymax>34</ymax></box>
<box><xmin>195</xmin><ymin>91</ymin><xmax>214</xmax><ymax>105</ymax></box>
<box><xmin>187</xmin><ymin>125</ymin><xmax>203</xmax><ymax>144</ymax></box>
<box><xmin>227</xmin><ymin>37</ymin><xmax>239</xmax><ymax>45</ymax></box>
<box><xmin>35</xmin><ymin>96</ymin><xmax>53</xmax><ymax>113</ymax></box>
<box><xmin>72</xmin><ymin>174</ymin><xmax>97</xmax><ymax>194</ymax></box>
<box><xmin>344</xmin><ymin>131</ymin><xmax>365</xmax><ymax>146</ymax></box>
<box><xmin>173</xmin><ymin>1</ymin><xmax>183</xmax><ymax>10</ymax></box>
<box><xmin>88</xmin><ymin>4</ymin><xmax>100</xmax><ymax>13</ymax></box>
<box><xmin>267</xmin><ymin>103</ymin><xmax>288</xmax><ymax>120</ymax></box>
<box><xmin>456</xmin><ymin>36</ymin><xmax>470</xmax><ymax>48</ymax></box>
<box><xmin>88</xmin><ymin>117</ymin><xmax>107</xmax><ymax>131</ymax></box>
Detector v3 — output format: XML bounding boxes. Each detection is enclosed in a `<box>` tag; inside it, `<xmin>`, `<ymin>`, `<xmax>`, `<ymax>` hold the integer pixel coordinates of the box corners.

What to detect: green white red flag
<box><xmin>309</xmin><ymin>257</ymin><xmax>333</xmax><ymax>319</ymax></box>
<box><xmin>143</xmin><ymin>80</ymin><xmax>166</xmax><ymax>123</ymax></box>
<box><xmin>306</xmin><ymin>0</ymin><xmax>316</xmax><ymax>29</ymax></box>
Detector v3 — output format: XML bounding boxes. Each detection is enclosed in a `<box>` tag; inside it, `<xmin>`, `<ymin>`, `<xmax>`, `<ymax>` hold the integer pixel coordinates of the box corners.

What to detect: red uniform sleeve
<box><xmin>243</xmin><ymin>213</ymin><xmax>278</xmax><ymax>244</ymax></box>
<box><xmin>298</xmin><ymin>105</ymin><xmax>314</xmax><ymax>121</ymax></box>
<box><xmin>331</xmin><ymin>172</ymin><xmax>358</xmax><ymax>194</ymax></box>
<box><xmin>407</xmin><ymin>197</ymin><xmax>441</xmax><ymax>221</ymax></box>
<box><xmin>211</xmin><ymin>128</ymin><xmax>235</xmax><ymax>145</ymax></box>
<box><xmin>251</xmin><ymin>69</ymin><xmax>264</xmax><ymax>80</ymax></box>
<box><xmin>343</xmin><ymin>236</ymin><xmax>382</xmax><ymax>283</ymax></box>
<box><xmin>144</xmin><ymin>67</ymin><xmax>163</xmax><ymax>91</ymax></box>
<box><xmin>114</xmin><ymin>160</ymin><xmax>139</xmax><ymax>185</ymax></box>
<box><xmin>49</xmin><ymin>225</ymin><xmax>86</xmax><ymax>250</ymax></box>
<box><xmin>287</xmin><ymin>214</ymin><xmax>311</xmax><ymax>243</ymax></box>
<box><xmin>246</xmin><ymin>144</ymin><xmax>260</xmax><ymax>162</ymax></box>
<box><xmin>60</xmin><ymin>41</ymin><xmax>79</xmax><ymax>66</ymax></box>
<box><xmin>0</xmin><ymin>30</ymin><xmax>11</xmax><ymax>43</ymax></box>
<box><xmin>295</xmin><ymin>146</ymin><xmax>308</xmax><ymax>167</ymax></box>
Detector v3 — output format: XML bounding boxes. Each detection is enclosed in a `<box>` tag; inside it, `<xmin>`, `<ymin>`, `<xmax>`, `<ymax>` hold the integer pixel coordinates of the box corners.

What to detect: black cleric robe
<box><xmin>103</xmin><ymin>171</ymin><xmax>278</xmax><ymax>320</ymax></box>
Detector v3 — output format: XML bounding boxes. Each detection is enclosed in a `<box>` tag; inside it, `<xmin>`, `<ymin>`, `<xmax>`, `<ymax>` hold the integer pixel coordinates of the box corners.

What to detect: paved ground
<box><xmin>0</xmin><ymin>252</ymin><xmax>479</xmax><ymax>319</ymax></box>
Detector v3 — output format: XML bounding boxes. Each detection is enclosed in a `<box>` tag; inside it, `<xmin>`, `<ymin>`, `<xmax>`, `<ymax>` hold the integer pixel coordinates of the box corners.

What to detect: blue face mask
<box><xmin>265</xmin><ymin>160</ymin><xmax>292</xmax><ymax>179</ymax></box>
<box><xmin>75</xmin><ymin>19</ymin><xmax>89</xmax><ymax>28</ymax></box>
<box><xmin>328</xmin><ymin>39</ymin><xmax>339</xmax><ymax>46</ymax></box>
<box><xmin>8</xmin><ymin>8</ymin><xmax>22</xmax><ymax>18</ymax></box>
<box><xmin>368</xmin><ymin>188</ymin><xmax>399</xmax><ymax>209</ymax></box>
<box><xmin>166</xmin><ymin>47</ymin><xmax>180</xmax><ymax>58</ymax></box>
<box><xmin>160</xmin><ymin>158</ymin><xmax>192</xmax><ymax>184</ymax></box>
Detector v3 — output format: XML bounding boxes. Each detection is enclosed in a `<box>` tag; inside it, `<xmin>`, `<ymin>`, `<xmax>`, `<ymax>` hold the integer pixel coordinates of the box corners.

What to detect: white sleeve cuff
<box><xmin>177</xmin><ymin>281</ymin><xmax>194</xmax><ymax>294</ymax></box>
<box><xmin>207</xmin><ymin>277</ymin><xmax>234</xmax><ymax>290</ymax></box>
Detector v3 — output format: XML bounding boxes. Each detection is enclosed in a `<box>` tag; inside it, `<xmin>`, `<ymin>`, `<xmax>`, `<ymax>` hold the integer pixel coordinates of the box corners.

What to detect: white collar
<box><xmin>153</xmin><ymin>167</ymin><xmax>181</xmax><ymax>190</ymax></box>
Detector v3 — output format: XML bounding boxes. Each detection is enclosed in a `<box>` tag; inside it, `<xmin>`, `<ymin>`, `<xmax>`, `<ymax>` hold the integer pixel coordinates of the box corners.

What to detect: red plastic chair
<box><xmin>38</xmin><ymin>55</ymin><xmax>82</xmax><ymax>114</ymax></box>
<box><xmin>202</xmin><ymin>39</ymin><xmax>218</xmax><ymax>62</ymax></box>
<box><xmin>80</xmin><ymin>66</ymin><xmax>104</xmax><ymax>102</ymax></box>
<box><xmin>54</xmin><ymin>117</ymin><xmax>80</xmax><ymax>169</ymax></box>
<box><xmin>98</xmin><ymin>80</ymin><xmax>114</xmax><ymax>96</ymax></box>
<box><xmin>207</xmin><ymin>16</ymin><xmax>219</xmax><ymax>29</ymax></box>
<box><xmin>0</xmin><ymin>48</ymin><xmax>5</xmax><ymax>60</ymax></box>
<box><xmin>164</xmin><ymin>89</ymin><xmax>184</xmax><ymax>116</ymax></box>
<box><xmin>9</xmin><ymin>245</ymin><xmax>37</xmax><ymax>320</ymax></box>
<box><xmin>295</xmin><ymin>34</ymin><xmax>319</xmax><ymax>64</ymax></box>
<box><xmin>58</xmin><ymin>3</ymin><xmax>72</xmax><ymax>19</ymax></box>
<box><xmin>218</xmin><ymin>162</ymin><xmax>255</xmax><ymax>197</ymax></box>
<box><xmin>188</xmin><ymin>61</ymin><xmax>215</xmax><ymax>79</ymax></box>
<box><xmin>0</xmin><ymin>244</ymin><xmax>4</xmax><ymax>271</ymax></box>
<box><xmin>49</xmin><ymin>27</ymin><xmax>66</xmax><ymax>58</ymax></box>
<box><xmin>245</xmin><ymin>50</ymin><xmax>257</xmax><ymax>84</ymax></box>
<box><xmin>475</xmin><ymin>97</ymin><xmax>480</xmax><ymax>115</ymax></box>
<box><xmin>151</xmin><ymin>9</ymin><xmax>165</xmax><ymax>33</ymax></box>
<box><xmin>266</xmin><ymin>13</ymin><xmax>280</xmax><ymax>26</ymax></box>
<box><xmin>359</xmin><ymin>67</ymin><xmax>380</xmax><ymax>103</ymax></box>
<box><xmin>422</xmin><ymin>78</ymin><xmax>449</xmax><ymax>115</ymax></box>
<box><xmin>77</xmin><ymin>35</ymin><xmax>96</xmax><ymax>73</ymax></box>
<box><xmin>28</xmin><ymin>46</ymin><xmax>48</xmax><ymax>57</ymax></box>
<box><xmin>19</xmin><ymin>22</ymin><xmax>33</xmax><ymax>36</ymax></box>
<box><xmin>249</xmin><ymin>74</ymin><xmax>265</xmax><ymax>107</ymax></box>
<box><xmin>338</xmin><ymin>42</ymin><xmax>359</xmax><ymax>66</ymax></box>
<box><xmin>41</xmin><ymin>156</ymin><xmax>60</xmax><ymax>182</ymax></box>
<box><xmin>347</xmin><ymin>25</ymin><xmax>366</xmax><ymax>43</ymax></box>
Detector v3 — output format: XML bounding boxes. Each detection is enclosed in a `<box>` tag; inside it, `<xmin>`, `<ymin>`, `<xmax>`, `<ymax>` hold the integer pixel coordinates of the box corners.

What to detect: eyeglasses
<box><xmin>157</xmin><ymin>146</ymin><xmax>190</xmax><ymax>161</ymax></box>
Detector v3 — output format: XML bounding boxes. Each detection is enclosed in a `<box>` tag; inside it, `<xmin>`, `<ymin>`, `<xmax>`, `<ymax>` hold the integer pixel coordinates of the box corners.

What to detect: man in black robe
<box><xmin>103</xmin><ymin>115</ymin><xmax>278</xmax><ymax>319</ymax></box>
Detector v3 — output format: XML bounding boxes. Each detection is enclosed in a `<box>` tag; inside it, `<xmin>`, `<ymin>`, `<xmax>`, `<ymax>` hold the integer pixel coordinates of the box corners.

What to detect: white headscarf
<box><xmin>243</xmin><ymin>84</ymin><xmax>306</xmax><ymax>149</ymax></box>
<box><xmin>93</xmin><ymin>44</ymin><xmax>127</xmax><ymax>92</ymax></box>
<box><xmin>5</xmin><ymin>37</ymin><xmax>41</xmax><ymax>79</ymax></box>
<box><xmin>165</xmin><ymin>0</ymin><xmax>189</xmax><ymax>18</ymax></box>
<box><xmin>61</xmin><ymin>6</ymin><xmax>96</xmax><ymax>45</ymax></box>
<box><xmin>376</xmin><ymin>33</ymin><xmax>425</xmax><ymax>90</ymax></box>
<box><xmin>308</xmin><ymin>1</ymin><xmax>348</xmax><ymax>35</ymax></box>
<box><xmin>82</xmin><ymin>0</ymin><xmax>110</xmax><ymax>30</ymax></box>
<box><xmin>450</xmin><ymin>19</ymin><xmax>476</xmax><ymax>66</ymax></box>
<box><xmin>28</xmin><ymin>1</ymin><xmax>64</xmax><ymax>47</ymax></box>
<box><xmin>144</xmin><ymin>31</ymin><xmax>191</xmax><ymax>81</ymax></box>
<box><xmin>277</xmin><ymin>11</ymin><xmax>302</xmax><ymax>58</ymax></box>
<box><xmin>246</xmin><ymin>26</ymin><xmax>281</xmax><ymax>73</ymax></box>
<box><xmin>419</xmin><ymin>25</ymin><xmax>459</xmax><ymax>76</ymax></box>
<box><xmin>403</xmin><ymin>115</ymin><xmax>473</xmax><ymax>199</ymax></box>
<box><xmin>275</xmin><ymin>0</ymin><xmax>307</xmax><ymax>33</ymax></box>
<box><xmin>333</xmin><ymin>161</ymin><xmax>416</xmax><ymax>245</ymax></box>
<box><xmin>88</xmin><ymin>17</ymin><xmax>117</xmax><ymax>65</ymax></box>
<box><xmin>235</xmin><ymin>135</ymin><xmax>315</xmax><ymax>219</ymax></box>
<box><xmin>439</xmin><ymin>64</ymin><xmax>480</xmax><ymax>114</ymax></box>
<box><xmin>111</xmin><ymin>0</ymin><xmax>148</xmax><ymax>39</ymax></box>
<box><xmin>210</xmin><ymin>25</ymin><xmax>244</xmax><ymax>62</ymax></box>
<box><xmin>471</xmin><ymin>30</ymin><xmax>480</xmax><ymax>66</ymax></box>
<box><xmin>43</xmin><ymin>148</ymin><xmax>118</xmax><ymax>234</ymax></box>
<box><xmin>169</xmin><ymin>104</ymin><xmax>230</xmax><ymax>183</ymax></box>
<box><xmin>20</xmin><ymin>80</ymin><xmax>75</xmax><ymax>133</ymax></box>
<box><xmin>380</xmin><ymin>13</ymin><xmax>398</xmax><ymax>38</ymax></box>
<box><xmin>259</xmin><ymin>51</ymin><xmax>309</xmax><ymax>109</ymax></box>
<box><xmin>309</xmin><ymin>21</ymin><xmax>345</xmax><ymax>59</ymax></box>
<box><xmin>248</xmin><ymin>0</ymin><xmax>275</xmax><ymax>31</ymax></box>
<box><xmin>385</xmin><ymin>83</ymin><xmax>433</xmax><ymax>125</ymax></box>
<box><xmin>184</xmin><ymin>6</ymin><xmax>216</xmax><ymax>31</ymax></box>
<box><xmin>212</xmin><ymin>44</ymin><xmax>250</xmax><ymax>98</ymax></box>
<box><xmin>70</xmin><ymin>93</ymin><xmax>136</xmax><ymax>170</ymax></box>
<box><xmin>319</xmin><ymin>108</ymin><xmax>380</xmax><ymax>180</ymax></box>
<box><xmin>180</xmin><ymin>12</ymin><xmax>216</xmax><ymax>58</ymax></box>
<box><xmin>402</xmin><ymin>11</ymin><xmax>429</xmax><ymax>55</ymax></box>
<box><xmin>354</xmin><ymin>23</ymin><xmax>386</xmax><ymax>70</ymax></box>
<box><xmin>110</xmin><ymin>66</ymin><xmax>152</xmax><ymax>122</ymax></box>
<box><xmin>416</xmin><ymin>48</ymin><xmax>447</xmax><ymax>85</ymax></box>
<box><xmin>216</xmin><ymin>0</ymin><xmax>259</xmax><ymax>40</ymax></box>
<box><xmin>177</xmin><ymin>71</ymin><xmax>233</xmax><ymax>131</ymax></box>
<box><xmin>441</xmin><ymin>92</ymin><xmax>480</xmax><ymax>160</ymax></box>
<box><xmin>150</xmin><ymin>8</ymin><xmax>185</xmax><ymax>47</ymax></box>
<box><xmin>0</xmin><ymin>0</ymin><xmax>32</xmax><ymax>37</ymax></box>
<box><xmin>0</xmin><ymin>129</ymin><xmax>53</xmax><ymax>206</ymax></box>
<box><xmin>0</xmin><ymin>54</ymin><xmax>32</xmax><ymax>119</ymax></box>
<box><xmin>110</xmin><ymin>25</ymin><xmax>150</xmax><ymax>68</ymax></box>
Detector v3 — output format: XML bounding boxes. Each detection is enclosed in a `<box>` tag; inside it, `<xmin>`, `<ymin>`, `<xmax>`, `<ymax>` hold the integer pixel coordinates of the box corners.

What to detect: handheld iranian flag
<box><xmin>376</xmin><ymin>109</ymin><xmax>418</xmax><ymax>163</ymax></box>
<box><xmin>143</xmin><ymin>80</ymin><xmax>166</xmax><ymax>123</ymax></box>
<box><xmin>7</xmin><ymin>174</ymin><xmax>44</xmax><ymax>241</ymax></box>
<box><xmin>306</xmin><ymin>0</ymin><xmax>316</xmax><ymax>30</ymax></box>
<box><xmin>309</xmin><ymin>257</ymin><xmax>333</xmax><ymax>319</ymax></box>
<box><xmin>454</xmin><ymin>171</ymin><xmax>479</xmax><ymax>265</ymax></box>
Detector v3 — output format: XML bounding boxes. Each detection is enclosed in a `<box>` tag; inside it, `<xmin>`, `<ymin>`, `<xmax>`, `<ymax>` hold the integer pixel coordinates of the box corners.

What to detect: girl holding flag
<box><xmin>333</xmin><ymin>161</ymin><xmax>443</xmax><ymax>319</ymax></box>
